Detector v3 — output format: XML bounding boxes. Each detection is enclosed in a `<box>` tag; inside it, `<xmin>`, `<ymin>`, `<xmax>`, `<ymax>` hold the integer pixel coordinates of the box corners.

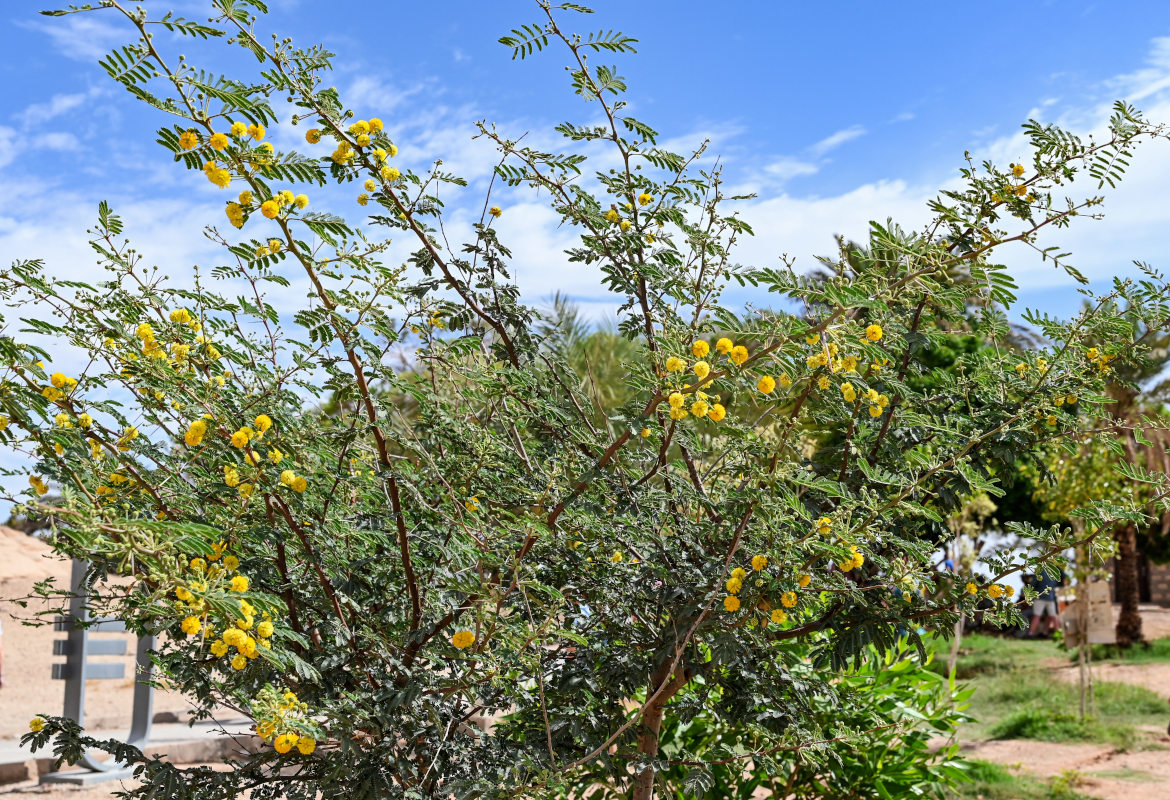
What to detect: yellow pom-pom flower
<box><xmin>452</xmin><ymin>630</ymin><xmax>475</xmax><ymax>649</ymax></box>
<box><xmin>723</xmin><ymin>595</ymin><xmax>741</xmax><ymax>612</ymax></box>
<box><xmin>751</xmin><ymin>555</ymin><xmax>768</xmax><ymax>571</ymax></box>
<box><xmin>274</xmin><ymin>732</ymin><xmax>299</xmax><ymax>754</ymax></box>
<box><xmin>757</xmin><ymin>375</ymin><xmax>776</xmax><ymax>394</ymax></box>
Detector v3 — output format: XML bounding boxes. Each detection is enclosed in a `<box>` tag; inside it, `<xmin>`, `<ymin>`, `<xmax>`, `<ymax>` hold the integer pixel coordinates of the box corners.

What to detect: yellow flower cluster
<box><xmin>185</xmin><ymin>417</ymin><xmax>210</xmax><ymax>447</ymax></box>
<box><xmin>179</xmin><ymin>555</ymin><xmax>276</xmax><ymax>672</ymax></box>
<box><xmin>1086</xmin><ymin>347</ymin><xmax>1113</xmax><ymax>373</ymax></box>
<box><xmin>837</xmin><ymin>544</ymin><xmax>865</xmax><ymax>572</ymax></box>
<box><xmin>252</xmin><ymin>687</ymin><xmax>317</xmax><ymax>756</ymax></box>
<box><xmin>864</xmin><ymin>388</ymin><xmax>890</xmax><ymax>418</ymax></box>
<box><xmin>203</xmin><ymin>159</ymin><xmax>231</xmax><ymax>189</ymax></box>
<box><xmin>718</xmin><ymin>553</ymin><xmax>814</xmax><ymax>624</ymax></box>
<box><xmin>451</xmin><ymin>630</ymin><xmax>475</xmax><ymax>649</ymax></box>
<box><xmin>659</xmin><ymin>339</ymin><xmax>753</xmax><ymax>423</ymax></box>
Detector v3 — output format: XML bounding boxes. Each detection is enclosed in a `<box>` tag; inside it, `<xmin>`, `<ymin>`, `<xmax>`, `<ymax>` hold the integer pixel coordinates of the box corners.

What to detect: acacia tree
<box><xmin>6</xmin><ymin>2</ymin><xmax>1170</xmax><ymax>799</ymax></box>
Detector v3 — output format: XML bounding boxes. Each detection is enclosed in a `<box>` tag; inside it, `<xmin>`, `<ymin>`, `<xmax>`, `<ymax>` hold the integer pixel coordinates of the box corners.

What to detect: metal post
<box><xmin>42</xmin><ymin>559</ymin><xmax>156</xmax><ymax>785</ymax></box>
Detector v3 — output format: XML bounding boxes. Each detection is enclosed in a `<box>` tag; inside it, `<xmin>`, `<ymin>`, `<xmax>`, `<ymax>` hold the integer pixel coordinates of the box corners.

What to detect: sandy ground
<box><xmin>1134</xmin><ymin>605</ymin><xmax>1170</xmax><ymax>640</ymax></box>
<box><xmin>966</xmin><ymin>738</ymin><xmax>1170</xmax><ymax>800</ymax></box>
<box><xmin>1054</xmin><ymin>661</ymin><xmax>1170</xmax><ymax>700</ymax></box>
<box><xmin>0</xmin><ymin>527</ymin><xmax>195</xmax><ymax>739</ymax></box>
<box><xmin>1045</xmin><ymin>605</ymin><xmax>1170</xmax><ymax>699</ymax></box>
<box><xmin>0</xmin><ymin>781</ymin><xmax>143</xmax><ymax>800</ymax></box>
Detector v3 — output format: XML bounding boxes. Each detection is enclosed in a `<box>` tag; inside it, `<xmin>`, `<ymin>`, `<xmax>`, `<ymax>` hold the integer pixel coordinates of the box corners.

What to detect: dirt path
<box><xmin>965</xmin><ymin>737</ymin><xmax>1170</xmax><ymax>800</ymax></box>
<box><xmin>1052</xmin><ymin>661</ymin><xmax>1170</xmax><ymax>701</ymax></box>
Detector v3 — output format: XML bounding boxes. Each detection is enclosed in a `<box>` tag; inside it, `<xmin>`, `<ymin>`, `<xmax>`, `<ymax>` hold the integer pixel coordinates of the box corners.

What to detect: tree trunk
<box><xmin>1115</xmin><ymin>523</ymin><xmax>1144</xmax><ymax>647</ymax></box>
<box><xmin>632</xmin><ymin>664</ymin><xmax>690</xmax><ymax>800</ymax></box>
<box><xmin>947</xmin><ymin>615</ymin><xmax>963</xmax><ymax>680</ymax></box>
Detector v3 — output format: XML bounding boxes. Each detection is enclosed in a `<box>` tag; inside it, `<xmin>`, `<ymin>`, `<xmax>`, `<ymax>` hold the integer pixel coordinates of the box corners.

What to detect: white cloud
<box><xmin>19</xmin><ymin>14</ymin><xmax>125</xmax><ymax>63</ymax></box>
<box><xmin>0</xmin><ymin>126</ymin><xmax>17</xmax><ymax>169</ymax></box>
<box><xmin>35</xmin><ymin>132</ymin><xmax>80</xmax><ymax>151</ymax></box>
<box><xmin>345</xmin><ymin>75</ymin><xmax>431</xmax><ymax>117</ymax></box>
<box><xmin>809</xmin><ymin>125</ymin><xmax>867</xmax><ymax>157</ymax></box>
<box><xmin>763</xmin><ymin>156</ymin><xmax>819</xmax><ymax>182</ymax></box>
<box><xmin>1104</xmin><ymin>36</ymin><xmax>1170</xmax><ymax>102</ymax></box>
<box><xmin>15</xmin><ymin>87</ymin><xmax>105</xmax><ymax>127</ymax></box>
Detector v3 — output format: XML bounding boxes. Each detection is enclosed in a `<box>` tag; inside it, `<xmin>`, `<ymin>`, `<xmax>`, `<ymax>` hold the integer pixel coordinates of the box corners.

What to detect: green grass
<box><xmin>1075</xmin><ymin>636</ymin><xmax>1170</xmax><ymax>665</ymax></box>
<box><xmin>925</xmin><ymin>631</ymin><xmax>1056</xmax><ymax>679</ymax></box>
<box><xmin>946</xmin><ymin>760</ymin><xmax>1095</xmax><ymax>800</ymax></box>
<box><xmin>930</xmin><ymin>632</ymin><xmax>1170</xmax><ymax>747</ymax></box>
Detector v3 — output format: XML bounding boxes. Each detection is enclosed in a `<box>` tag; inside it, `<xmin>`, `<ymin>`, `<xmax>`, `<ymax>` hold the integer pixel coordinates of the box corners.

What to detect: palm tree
<box><xmin>1100</xmin><ymin>302</ymin><xmax>1170</xmax><ymax>646</ymax></box>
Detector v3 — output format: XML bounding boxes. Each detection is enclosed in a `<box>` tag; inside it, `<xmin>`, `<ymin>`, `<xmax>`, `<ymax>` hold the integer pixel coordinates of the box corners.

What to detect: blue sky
<box><xmin>3</xmin><ymin>1</ymin><xmax>1170</xmax><ymax>311</ymax></box>
<box><xmin>2</xmin><ymin>0</ymin><xmax>1170</xmax><ymax>505</ymax></box>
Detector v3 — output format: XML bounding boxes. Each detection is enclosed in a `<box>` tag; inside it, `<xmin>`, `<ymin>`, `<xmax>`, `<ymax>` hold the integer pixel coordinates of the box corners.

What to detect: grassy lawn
<box><xmin>1077</xmin><ymin>636</ymin><xmax>1170</xmax><ymax>665</ymax></box>
<box><xmin>925</xmin><ymin>632</ymin><xmax>1170</xmax><ymax>748</ymax></box>
<box><xmin>946</xmin><ymin>760</ymin><xmax>1095</xmax><ymax>800</ymax></box>
<box><xmin>945</xmin><ymin>757</ymin><xmax>1099</xmax><ymax>799</ymax></box>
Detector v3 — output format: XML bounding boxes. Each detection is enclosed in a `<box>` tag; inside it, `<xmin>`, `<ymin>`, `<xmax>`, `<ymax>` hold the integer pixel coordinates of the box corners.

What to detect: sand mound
<box><xmin>0</xmin><ymin>525</ymin><xmax>69</xmax><ymax>581</ymax></box>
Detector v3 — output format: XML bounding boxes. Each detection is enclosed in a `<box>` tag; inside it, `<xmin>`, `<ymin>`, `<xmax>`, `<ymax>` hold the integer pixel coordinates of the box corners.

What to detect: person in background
<box><xmin>1015</xmin><ymin>573</ymin><xmax>1035</xmax><ymax>635</ymax></box>
<box><xmin>1029</xmin><ymin>568</ymin><xmax>1066</xmax><ymax>638</ymax></box>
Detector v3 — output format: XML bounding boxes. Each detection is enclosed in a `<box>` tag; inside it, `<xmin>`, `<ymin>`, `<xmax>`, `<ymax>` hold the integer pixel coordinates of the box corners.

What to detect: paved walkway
<box><xmin>0</xmin><ymin>718</ymin><xmax>255</xmax><ymax>785</ymax></box>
